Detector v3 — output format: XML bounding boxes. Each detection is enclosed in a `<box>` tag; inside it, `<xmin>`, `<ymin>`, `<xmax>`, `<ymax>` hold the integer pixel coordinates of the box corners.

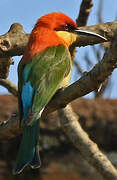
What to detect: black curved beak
<box><xmin>74</xmin><ymin>29</ymin><xmax>107</xmax><ymax>41</ymax></box>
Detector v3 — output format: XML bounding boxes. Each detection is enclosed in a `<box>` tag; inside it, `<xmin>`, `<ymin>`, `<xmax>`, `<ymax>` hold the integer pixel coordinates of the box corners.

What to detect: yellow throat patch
<box><xmin>56</xmin><ymin>31</ymin><xmax>77</xmax><ymax>47</ymax></box>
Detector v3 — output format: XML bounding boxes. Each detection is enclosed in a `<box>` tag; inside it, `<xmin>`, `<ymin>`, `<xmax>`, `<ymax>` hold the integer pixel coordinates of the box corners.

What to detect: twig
<box><xmin>0</xmin><ymin>79</ymin><xmax>18</xmax><ymax>96</ymax></box>
<box><xmin>58</xmin><ymin>104</ymin><xmax>117</xmax><ymax>180</ymax></box>
<box><xmin>76</xmin><ymin>0</ymin><xmax>93</xmax><ymax>26</ymax></box>
<box><xmin>98</xmin><ymin>0</ymin><xmax>104</xmax><ymax>23</ymax></box>
<box><xmin>71</xmin><ymin>0</ymin><xmax>93</xmax><ymax>57</ymax></box>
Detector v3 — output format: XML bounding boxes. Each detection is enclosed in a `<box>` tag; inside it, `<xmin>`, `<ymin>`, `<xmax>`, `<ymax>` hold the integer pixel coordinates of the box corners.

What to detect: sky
<box><xmin>0</xmin><ymin>0</ymin><xmax>117</xmax><ymax>98</ymax></box>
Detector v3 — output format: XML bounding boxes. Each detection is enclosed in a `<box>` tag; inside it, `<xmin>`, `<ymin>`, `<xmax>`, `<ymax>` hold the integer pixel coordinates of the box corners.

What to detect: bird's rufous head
<box><xmin>34</xmin><ymin>12</ymin><xmax>107</xmax><ymax>42</ymax></box>
<box><xmin>23</xmin><ymin>12</ymin><xmax>107</xmax><ymax>62</ymax></box>
<box><xmin>35</xmin><ymin>12</ymin><xmax>77</xmax><ymax>32</ymax></box>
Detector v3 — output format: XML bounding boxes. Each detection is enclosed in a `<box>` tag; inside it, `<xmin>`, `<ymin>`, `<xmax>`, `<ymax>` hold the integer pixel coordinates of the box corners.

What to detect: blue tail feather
<box><xmin>29</xmin><ymin>144</ymin><xmax>41</xmax><ymax>169</ymax></box>
<box><xmin>13</xmin><ymin>118</ymin><xmax>40</xmax><ymax>175</ymax></box>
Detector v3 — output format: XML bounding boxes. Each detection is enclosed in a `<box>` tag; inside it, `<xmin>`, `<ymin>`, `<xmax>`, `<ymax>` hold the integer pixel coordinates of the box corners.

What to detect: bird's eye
<box><xmin>64</xmin><ymin>23</ymin><xmax>75</xmax><ymax>32</ymax></box>
<box><xmin>64</xmin><ymin>24</ymin><xmax>69</xmax><ymax>31</ymax></box>
<box><xmin>54</xmin><ymin>23</ymin><xmax>75</xmax><ymax>32</ymax></box>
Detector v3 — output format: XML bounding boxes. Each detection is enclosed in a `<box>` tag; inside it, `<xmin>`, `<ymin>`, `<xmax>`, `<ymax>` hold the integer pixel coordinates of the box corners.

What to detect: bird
<box><xmin>13</xmin><ymin>12</ymin><xmax>107</xmax><ymax>175</ymax></box>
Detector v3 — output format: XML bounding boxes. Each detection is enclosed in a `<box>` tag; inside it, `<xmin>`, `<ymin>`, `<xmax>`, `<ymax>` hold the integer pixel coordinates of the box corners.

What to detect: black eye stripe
<box><xmin>64</xmin><ymin>23</ymin><xmax>76</xmax><ymax>31</ymax></box>
<box><xmin>54</xmin><ymin>23</ymin><xmax>76</xmax><ymax>32</ymax></box>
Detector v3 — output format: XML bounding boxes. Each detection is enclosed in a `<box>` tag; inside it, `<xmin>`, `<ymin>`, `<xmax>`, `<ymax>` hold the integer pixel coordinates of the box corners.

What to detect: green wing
<box><xmin>18</xmin><ymin>45</ymin><xmax>72</xmax><ymax>122</ymax></box>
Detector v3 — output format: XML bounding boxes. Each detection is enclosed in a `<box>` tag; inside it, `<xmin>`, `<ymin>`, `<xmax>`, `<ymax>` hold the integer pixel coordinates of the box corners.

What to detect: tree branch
<box><xmin>0</xmin><ymin>79</ymin><xmax>18</xmax><ymax>96</ymax></box>
<box><xmin>0</xmin><ymin>23</ymin><xmax>29</xmax><ymax>58</ymax></box>
<box><xmin>58</xmin><ymin>104</ymin><xmax>117</xmax><ymax>180</ymax></box>
<box><xmin>0</xmin><ymin>21</ymin><xmax>117</xmax><ymax>58</ymax></box>
<box><xmin>76</xmin><ymin>0</ymin><xmax>93</xmax><ymax>26</ymax></box>
<box><xmin>71</xmin><ymin>0</ymin><xmax>93</xmax><ymax>61</ymax></box>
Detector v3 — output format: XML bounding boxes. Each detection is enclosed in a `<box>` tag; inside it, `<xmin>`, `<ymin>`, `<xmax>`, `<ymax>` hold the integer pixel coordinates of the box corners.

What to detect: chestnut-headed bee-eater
<box><xmin>13</xmin><ymin>12</ymin><xmax>106</xmax><ymax>174</ymax></box>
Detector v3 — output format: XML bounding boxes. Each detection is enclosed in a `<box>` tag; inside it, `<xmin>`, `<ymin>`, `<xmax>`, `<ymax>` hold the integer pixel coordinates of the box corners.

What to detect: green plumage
<box><xmin>14</xmin><ymin>45</ymin><xmax>72</xmax><ymax>174</ymax></box>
